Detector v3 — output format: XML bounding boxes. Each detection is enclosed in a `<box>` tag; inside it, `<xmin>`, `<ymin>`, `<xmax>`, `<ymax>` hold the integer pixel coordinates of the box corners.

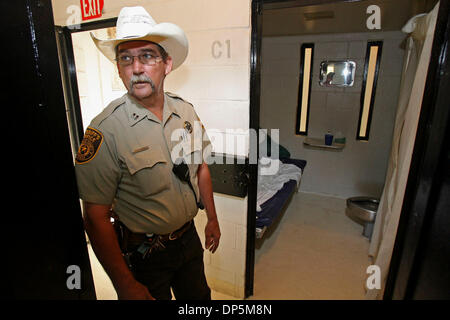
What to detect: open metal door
<box><xmin>2</xmin><ymin>0</ymin><xmax>96</xmax><ymax>299</ymax></box>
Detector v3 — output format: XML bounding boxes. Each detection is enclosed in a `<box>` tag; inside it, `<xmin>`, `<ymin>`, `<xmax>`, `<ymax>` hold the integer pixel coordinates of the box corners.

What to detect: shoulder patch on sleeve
<box><xmin>75</xmin><ymin>127</ymin><xmax>104</xmax><ymax>164</ymax></box>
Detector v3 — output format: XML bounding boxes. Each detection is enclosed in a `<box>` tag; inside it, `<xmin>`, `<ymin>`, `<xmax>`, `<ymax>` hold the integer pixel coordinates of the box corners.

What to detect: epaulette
<box><xmin>166</xmin><ymin>92</ymin><xmax>194</xmax><ymax>107</ymax></box>
<box><xmin>90</xmin><ymin>95</ymin><xmax>127</xmax><ymax>127</ymax></box>
<box><xmin>166</xmin><ymin>91</ymin><xmax>185</xmax><ymax>100</ymax></box>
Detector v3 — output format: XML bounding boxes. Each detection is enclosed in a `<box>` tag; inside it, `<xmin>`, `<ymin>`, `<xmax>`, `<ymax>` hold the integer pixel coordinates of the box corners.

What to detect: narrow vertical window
<box><xmin>357</xmin><ymin>41</ymin><xmax>383</xmax><ymax>140</ymax></box>
<box><xmin>296</xmin><ymin>43</ymin><xmax>314</xmax><ymax>135</ymax></box>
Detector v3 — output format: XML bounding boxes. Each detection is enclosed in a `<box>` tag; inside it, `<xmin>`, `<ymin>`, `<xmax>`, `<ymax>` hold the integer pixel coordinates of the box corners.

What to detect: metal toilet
<box><xmin>346</xmin><ymin>197</ymin><xmax>379</xmax><ymax>240</ymax></box>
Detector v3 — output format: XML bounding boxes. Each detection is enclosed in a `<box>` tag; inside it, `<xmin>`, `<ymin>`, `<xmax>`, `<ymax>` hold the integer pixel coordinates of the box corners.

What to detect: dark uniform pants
<box><xmin>128</xmin><ymin>222</ymin><xmax>211</xmax><ymax>300</ymax></box>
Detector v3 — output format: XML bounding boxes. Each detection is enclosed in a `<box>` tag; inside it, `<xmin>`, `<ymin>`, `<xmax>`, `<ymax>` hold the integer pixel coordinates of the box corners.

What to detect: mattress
<box><xmin>256</xmin><ymin>158</ymin><xmax>306</xmax><ymax>237</ymax></box>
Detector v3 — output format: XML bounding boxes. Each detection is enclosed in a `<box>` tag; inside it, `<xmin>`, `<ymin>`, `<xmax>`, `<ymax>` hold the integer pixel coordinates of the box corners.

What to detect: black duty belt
<box><xmin>113</xmin><ymin>218</ymin><xmax>193</xmax><ymax>260</ymax></box>
<box><xmin>127</xmin><ymin>220</ymin><xmax>193</xmax><ymax>244</ymax></box>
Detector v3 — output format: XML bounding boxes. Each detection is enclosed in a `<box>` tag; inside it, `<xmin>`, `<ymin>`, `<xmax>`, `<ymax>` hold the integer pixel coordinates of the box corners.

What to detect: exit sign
<box><xmin>80</xmin><ymin>0</ymin><xmax>104</xmax><ymax>21</ymax></box>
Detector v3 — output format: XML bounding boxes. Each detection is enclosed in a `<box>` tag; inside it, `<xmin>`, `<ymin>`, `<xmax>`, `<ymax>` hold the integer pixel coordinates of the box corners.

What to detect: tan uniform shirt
<box><xmin>75</xmin><ymin>92</ymin><xmax>211</xmax><ymax>234</ymax></box>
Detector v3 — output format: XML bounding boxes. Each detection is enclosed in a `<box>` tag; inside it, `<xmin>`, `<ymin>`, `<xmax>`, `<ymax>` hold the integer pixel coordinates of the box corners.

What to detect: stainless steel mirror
<box><xmin>319</xmin><ymin>60</ymin><xmax>356</xmax><ymax>87</ymax></box>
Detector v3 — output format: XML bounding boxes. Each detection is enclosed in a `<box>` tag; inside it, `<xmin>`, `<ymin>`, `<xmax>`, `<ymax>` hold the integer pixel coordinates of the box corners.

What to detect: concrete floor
<box><xmin>250</xmin><ymin>191</ymin><xmax>372</xmax><ymax>300</ymax></box>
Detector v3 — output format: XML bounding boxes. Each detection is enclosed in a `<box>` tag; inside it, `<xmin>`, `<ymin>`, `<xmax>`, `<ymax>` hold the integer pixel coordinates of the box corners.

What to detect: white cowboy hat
<box><xmin>90</xmin><ymin>6</ymin><xmax>188</xmax><ymax>70</ymax></box>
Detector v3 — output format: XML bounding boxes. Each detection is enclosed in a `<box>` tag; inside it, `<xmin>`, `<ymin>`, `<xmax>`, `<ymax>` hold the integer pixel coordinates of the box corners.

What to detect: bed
<box><xmin>256</xmin><ymin>157</ymin><xmax>307</xmax><ymax>239</ymax></box>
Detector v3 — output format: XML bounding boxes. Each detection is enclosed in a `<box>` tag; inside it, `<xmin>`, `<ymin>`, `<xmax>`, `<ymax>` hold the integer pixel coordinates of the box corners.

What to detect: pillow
<box><xmin>261</xmin><ymin>133</ymin><xmax>291</xmax><ymax>159</ymax></box>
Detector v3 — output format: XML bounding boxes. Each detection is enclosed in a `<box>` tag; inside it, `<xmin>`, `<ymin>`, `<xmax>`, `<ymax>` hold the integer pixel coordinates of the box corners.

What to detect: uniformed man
<box><xmin>75</xmin><ymin>6</ymin><xmax>221</xmax><ymax>300</ymax></box>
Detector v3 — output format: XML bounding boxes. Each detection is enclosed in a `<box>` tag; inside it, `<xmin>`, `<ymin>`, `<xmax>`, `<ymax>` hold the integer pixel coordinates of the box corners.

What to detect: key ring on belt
<box><xmin>168</xmin><ymin>232</ymin><xmax>177</xmax><ymax>240</ymax></box>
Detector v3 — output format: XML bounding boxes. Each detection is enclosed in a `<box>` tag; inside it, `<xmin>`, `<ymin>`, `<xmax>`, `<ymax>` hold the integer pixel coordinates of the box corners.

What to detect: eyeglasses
<box><xmin>116</xmin><ymin>53</ymin><xmax>163</xmax><ymax>66</ymax></box>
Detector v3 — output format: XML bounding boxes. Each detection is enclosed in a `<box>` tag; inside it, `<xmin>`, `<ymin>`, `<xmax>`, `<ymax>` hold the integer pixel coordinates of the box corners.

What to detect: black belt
<box><xmin>114</xmin><ymin>219</ymin><xmax>192</xmax><ymax>258</ymax></box>
<box><xmin>111</xmin><ymin>210</ymin><xmax>194</xmax><ymax>260</ymax></box>
<box><xmin>126</xmin><ymin>220</ymin><xmax>193</xmax><ymax>245</ymax></box>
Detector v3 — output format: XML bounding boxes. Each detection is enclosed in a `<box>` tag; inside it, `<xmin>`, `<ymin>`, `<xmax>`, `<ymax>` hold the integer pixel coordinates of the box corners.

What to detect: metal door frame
<box><xmin>55</xmin><ymin>18</ymin><xmax>117</xmax><ymax>154</ymax></box>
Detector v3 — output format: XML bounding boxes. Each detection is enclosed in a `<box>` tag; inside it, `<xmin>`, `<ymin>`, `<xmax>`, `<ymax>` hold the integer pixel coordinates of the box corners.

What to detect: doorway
<box><xmin>56</xmin><ymin>19</ymin><xmax>118</xmax><ymax>159</ymax></box>
<box><xmin>249</xmin><ymin>0</ymin><xmax>440</xmax><ymax>299</ymax></box>
<box><xmin>56</xmin><ymin>7</ymin><xmax>252</xmax><ymax>299</ymax></box>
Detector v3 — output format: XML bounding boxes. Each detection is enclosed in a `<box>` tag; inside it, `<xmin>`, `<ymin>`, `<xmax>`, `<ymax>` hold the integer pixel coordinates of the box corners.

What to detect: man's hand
<box><xmin>116</xmin><ymin>279</ymin><xmax>155</xmax><ymax>300</ymax></box>
<box><xmin>83</xmin><ymin>202</ymin><xmax>154</xmax><ymax>300</ymax></box>
<box><xmin>197</xmin><ymin>162</ymin><xmax>221</xmax><ymax>253</ymax></box>
<box><xmin>205</xmin><ymin>217</ymin><xmax>221</xmax><ymax>253</ymax></box>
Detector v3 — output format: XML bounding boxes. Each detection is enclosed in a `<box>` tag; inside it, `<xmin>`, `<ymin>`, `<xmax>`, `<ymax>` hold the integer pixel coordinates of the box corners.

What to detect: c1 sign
<box><xmin>80</xmin><ymin>0</ymin><xmax>104</xmax><ymax>21</ymax></box>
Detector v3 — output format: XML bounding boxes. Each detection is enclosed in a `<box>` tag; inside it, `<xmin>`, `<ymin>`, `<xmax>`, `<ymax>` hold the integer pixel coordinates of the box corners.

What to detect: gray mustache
<box><xmin>130</xmin><ymin>74</ymin><xmax>156</xmax><ymax>91</ymax></box>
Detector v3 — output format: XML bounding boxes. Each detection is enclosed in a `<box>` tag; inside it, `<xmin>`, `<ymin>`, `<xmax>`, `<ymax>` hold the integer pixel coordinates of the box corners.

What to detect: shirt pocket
<box><xmin>124</xmin><ymin>145</ymin><xmax>170</xmax><ymax>197</ymax></box>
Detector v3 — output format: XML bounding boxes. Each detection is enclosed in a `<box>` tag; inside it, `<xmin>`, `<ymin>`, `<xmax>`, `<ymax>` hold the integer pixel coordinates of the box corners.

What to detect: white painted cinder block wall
<box><xmin>53</xmin><ymin>0</ymin><xmax>252</xmax><ymax>299</ymax></box>
<box><xmin>260</xmin><ymin>31</ymin><xmax>404</xmax><ymax>200</ymax></box>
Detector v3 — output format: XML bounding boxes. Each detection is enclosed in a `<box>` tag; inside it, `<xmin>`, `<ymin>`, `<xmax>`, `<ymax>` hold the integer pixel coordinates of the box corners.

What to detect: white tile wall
<box><xmin>192</xmin><ymin>100</ymin><xmax>249</xmax><ymax>132</ymax></box>
<box><xmin>165</xmin><ymin>65</ymin><xmax>250</xmax><ymax>101</ymax></box>
<box><xmin>185</xmin><ymin>29</ymin><xmax>251</xmax><ymax>66</ymax></box>
<box><xmin>71</xmin><ymin>31</ymin><xmax>106</xmax><ymax>131</ymax></box>
<box><xmin>261</xmin><ymin>31</ymin><xmax>406</xmax><ymax>199</ymax></box>
<box><xmin>195</xmin><ymin>193</ymin><xmax>248</xmax><ymax>298</ymax></box>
